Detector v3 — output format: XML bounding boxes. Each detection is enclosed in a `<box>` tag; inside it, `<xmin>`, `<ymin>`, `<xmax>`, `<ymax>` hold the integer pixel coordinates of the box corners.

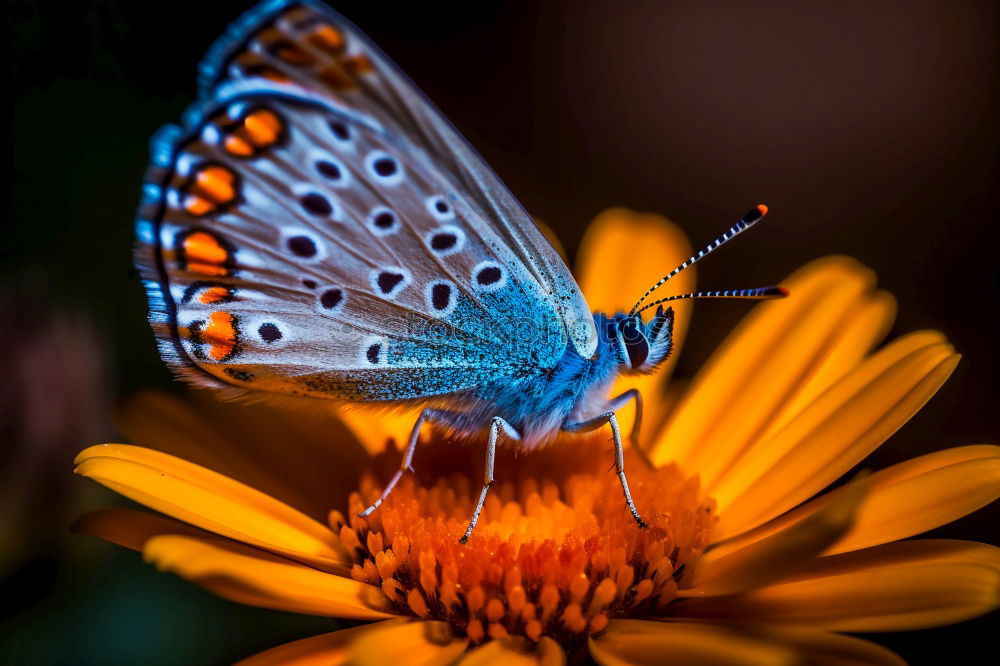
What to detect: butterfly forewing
<box><xmin>136</xmin><ymin>2</ymin><xmax>585</xmax><ymax>402</ymax></box>
<box><xmin>198</xmin><ymin>0</ymin><xmax>597</xmax><ymax>356</ymax></box>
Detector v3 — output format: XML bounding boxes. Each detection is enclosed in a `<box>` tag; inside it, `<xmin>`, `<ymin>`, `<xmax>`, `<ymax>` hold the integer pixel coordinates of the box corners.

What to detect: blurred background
<box><xmin>2</xmin><ymin>0</ymin><xmax>997</xmax><ymax>662</ymax></box>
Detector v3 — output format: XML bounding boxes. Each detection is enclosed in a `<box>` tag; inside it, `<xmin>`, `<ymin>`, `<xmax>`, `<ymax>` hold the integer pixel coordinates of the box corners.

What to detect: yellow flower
<box><xmin>74</xmin><ymin>210</ymin><xmax>1000</xmax><ymax>664</ymax></box>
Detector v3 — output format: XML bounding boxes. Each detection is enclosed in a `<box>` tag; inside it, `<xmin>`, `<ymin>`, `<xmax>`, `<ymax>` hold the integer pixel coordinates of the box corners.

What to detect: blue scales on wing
<box><xmin>134</xmin><ymin>0</ymin><xmax>595</xmax><ymax>403</ymax></box>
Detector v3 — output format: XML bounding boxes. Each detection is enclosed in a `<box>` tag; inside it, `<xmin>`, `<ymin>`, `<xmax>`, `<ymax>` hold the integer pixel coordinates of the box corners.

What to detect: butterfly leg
<box><xmin>460</xmin><ymin>416</ymin><xmax>521</xmax><ymax>544</ymax></box>
<box><xmin>607</xmin><ymin>389</ymin><xmax>655</xmax><ymax>469</ymax></box>
<box><xmin>358</xmin><ymin>408</ymin><xmax>465</xmax><ymax>519</ymax></box>
<box><xmin>562</xmin><ymin>411</ymin><xmax>649</xmax><ymax>528</ymax></box>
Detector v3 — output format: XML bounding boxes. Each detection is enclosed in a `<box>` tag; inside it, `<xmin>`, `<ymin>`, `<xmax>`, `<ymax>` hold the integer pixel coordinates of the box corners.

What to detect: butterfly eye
<box><xmin>617</xmin><ymin>318</ymin><xmax>649</xmax><ymax>369</ymax></box>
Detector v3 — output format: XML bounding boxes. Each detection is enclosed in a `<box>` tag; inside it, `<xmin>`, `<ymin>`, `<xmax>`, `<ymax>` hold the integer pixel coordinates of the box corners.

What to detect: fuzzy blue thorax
<box><xmin>457</xmin><ymin>310</ymin><xmax>673</xmax><ymax>449</ymax></box>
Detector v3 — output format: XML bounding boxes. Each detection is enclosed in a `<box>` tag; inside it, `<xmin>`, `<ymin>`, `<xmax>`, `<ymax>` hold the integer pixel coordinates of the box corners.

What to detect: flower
<box><xmin>74</xmin><ymin>209</ymin><xmax>1000</xmax><ymax>664</ymax></box>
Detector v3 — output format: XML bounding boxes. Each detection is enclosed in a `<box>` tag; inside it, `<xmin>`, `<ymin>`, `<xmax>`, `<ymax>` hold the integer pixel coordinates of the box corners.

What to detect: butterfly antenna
<box><xmin>634</xmin><ymin>286</ymin><xmax>788</xmax><ymax>316</ymax></box>
<box><xmin>629</xmin><ymin>204</ymin><xmax>769</xmax><ymax>316</ymax></box>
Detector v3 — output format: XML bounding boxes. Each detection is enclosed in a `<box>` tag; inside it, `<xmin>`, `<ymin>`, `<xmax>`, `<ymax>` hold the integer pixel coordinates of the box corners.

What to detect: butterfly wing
<box><xmin>198</xmin><ymin>0</ymin><xmax>597</xmax><ymax>359</ymax></box>
<box><xmin>135</xmin><ymin>2</ymin><xmax>593</xmax><ymax>402</ymax></box>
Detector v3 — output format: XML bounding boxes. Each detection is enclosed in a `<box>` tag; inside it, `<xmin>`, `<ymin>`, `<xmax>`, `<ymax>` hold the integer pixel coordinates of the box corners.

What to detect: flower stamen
<box><xmin>336</xmin><ymin>436</ymin><xmax>716</xmax><ymax>648</ymax></box>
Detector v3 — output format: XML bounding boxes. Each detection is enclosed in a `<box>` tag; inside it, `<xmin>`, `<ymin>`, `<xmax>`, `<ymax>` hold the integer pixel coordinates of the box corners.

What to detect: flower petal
<box><xmin>711</xmin><ymin>334</ymin><xmax>958</xmax><ymax>540</ymax></box>
<box><xmin>337</xmin><ymin>405</ymin><xmax>424</xmax><ymax>456</ymax></box>
<box><xmin>589</xmin><ymin>619</ymin><xmax>797</xmax><ymax>665</ymax></box>
<box><xmin>237</xmin><ymin>622</ymin><xmax>398</xmax><ymax>666</ymax></box>
<box><xmin>75</xmin><ymin>444</ymin><xmax>348</xmax><ymax>570</ymax></box>
<box><xmin>577</xmin><ymin>208</ymin><xmax>695</xmax><ymax>321</ymax></box>
<box><xmin>830</xmin><ymin>445</ymin><xmax>1000</xmax><ymax>554</ymax></box>
<box><xmin>576</xmin><ymin>209</ymin><xmax>696</xmax><ymax>436</ymax></box>
<box><xmin>344</xmin><ymin>619</ymin><xmax>468</xmax><ymax>666</ymax></box>
<box><xmin>116</xmin><ymin>390</ymin><xmax>371</xmax><ymax>521</ymax></box>
<box><xmin>72</xmin><ymin>507</ymin><xmax>209</xmax><ymax>551</ymax></box>
<box><xmin>708</xmin><ymin>445</ymin><xmax>1000</xmax><ymax>560</ymax></box>
<box><xmin>631</xmin><ymin>624</ymin><xmax>905</xmax><ymax>666</ymax></box>
<box><xmin>682</xmin><ymin>474</ymin><xmax>868</xmax><ymax>597</ymax></box>
<box><xmin>459</xmin><ymin>636</ymin><xmax>565</xmax><ymax>665</ymax></box>
<box><xmin>650</xmin><ymin>256</ymin><xmax>887</xmax><ymax>472</ymax></box>
<box><xmin>671</xmin><ymin>539</ymin><xmax>1000</xmax><ymax>631</ymax></box>
<box><xmin>737</xmin><ymin>627</ymin><xmax>905</xmax><ymax>666</ymax></box>
<box><xmin>144</xmin><ymin>534</ymin><xmax>395</xmax><ymax>619</ymax></box>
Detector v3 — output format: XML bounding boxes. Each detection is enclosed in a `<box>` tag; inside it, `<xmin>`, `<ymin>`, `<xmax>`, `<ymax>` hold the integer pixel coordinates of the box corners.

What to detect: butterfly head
<box><xmin>612</xmin><ymin>307</ymin><xmax>674</xmax><ymax>373</ymax></box>
<box><xmin>609</xmin><ymin>205</ymin><xmax>789</xmax><ymax>372</ymax></box>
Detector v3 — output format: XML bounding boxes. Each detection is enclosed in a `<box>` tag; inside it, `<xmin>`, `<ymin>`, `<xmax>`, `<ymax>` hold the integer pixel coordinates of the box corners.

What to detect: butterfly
<box><xmin>135</xmin><ymin>0</ymin><xmax>786</xmax><ymax>542</ymax></box>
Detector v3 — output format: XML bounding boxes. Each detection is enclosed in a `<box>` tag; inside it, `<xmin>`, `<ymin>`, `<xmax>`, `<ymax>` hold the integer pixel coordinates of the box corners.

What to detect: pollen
<box><xmin>337</xmin><ymin>436</ymin><xmax>716</xmax><ymax>648</ymax></box>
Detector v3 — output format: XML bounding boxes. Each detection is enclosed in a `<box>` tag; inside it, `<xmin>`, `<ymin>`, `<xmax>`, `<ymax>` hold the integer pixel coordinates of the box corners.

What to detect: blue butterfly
<box><xmin>135</xmin><ymin>0</ymin><xmax>785</xmax><ymax>542</ymax></box>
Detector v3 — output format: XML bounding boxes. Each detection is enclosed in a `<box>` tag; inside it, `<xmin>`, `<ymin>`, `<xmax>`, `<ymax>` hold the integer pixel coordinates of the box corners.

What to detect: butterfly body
<box><xmin>135</xmin><ymin>0</ymin><xmax>782</xmax><ymax>540</ymax></box>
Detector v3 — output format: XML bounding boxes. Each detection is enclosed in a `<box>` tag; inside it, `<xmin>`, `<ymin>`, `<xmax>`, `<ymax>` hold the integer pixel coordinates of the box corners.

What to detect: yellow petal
<box><xmin>683</xmin><ymin>475</ymin><xmax>868</xmax><ymax>597</ymax></box>
<box><xmin>709</xmin><ymin>445</ymin><xmax>1000</xmax><ymax>560</ymax></box>
<box><xmin>72</xmin><ymin>507</ymin><xmax>208</xmax><ymax>551</ymax></box>
<box><xmin>650</xmin><ymin>256</ymin><xmax>880</xmax><ymax>469</ymax></box>
<box><xmin>711</xmin><ymin>335</ymin><xmax>958</xmax><ymax>540</ymax></box>
<box><xmin>589</xmin><ymin>619</ymin><xmax>797</xmax><ymax>665</ymax></box>
<box><xmin>697</xmin><ymin>626</ymin><xmax>905</xmax><ymax>666</ymax></box>
<box><xmin>345</xmin><ymin>619</ymin><xmax>468</xmax><ymax>666</ymax></box>
<box><xmin>758</xmin><ymin>289</ymin><xmax>896</xmax><ymax>440</ymax></box>
<box><xmin>671</xmin><ymin>539</ymin><xmax>1000</xmax><ymax>631</ymax></box>
<box><xmin>577</xmin><ymin>209</ymin><xmax>695</xmax><ymax>428</ymax></box>
<box><xmin>75</xmin><ymin>444</ymin><xmax>348</xmax><ymax>570</ymax></box>
<box><xmin>740</xmin><ymin>627</ymin><xmax>905</xmax><ymax>666</ymax></box>
<box><xmin>117</xmin><ymin>390</ymin><xmax>370</xmax><ymax>522</ymax></box>
<box><xmin>237</xmin><ymin>622</ymin><xmax>399</xmax><ymax>666</ymax></box>
<box><xmin>460</xmin><ymin>636</ymin><xmax>565</xmax><ymax>665</ymax></box>
<box><xmin>577</xmin><ymin>208</ymin><xmax>695</xmax><ymax>321</ymax></box>
<box><xmin>144</xmin><ymin>534</ymin><xmax>395</xmax><ymax>619</ymax></box>
<box><xmin>337</xmin><ymin>405</ymin><xmax>424</xmax><ymax>456</ymax></box>
<box><xmin>829</xmin><ymin>445</ymin><xmax>1000</xmax><ymax>554</ymax></box>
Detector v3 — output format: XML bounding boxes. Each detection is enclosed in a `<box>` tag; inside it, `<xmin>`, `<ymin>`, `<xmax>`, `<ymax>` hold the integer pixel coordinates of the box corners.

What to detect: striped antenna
<box><xmin>629</xmin><ymin>204</ymin><xmax>769</xmax><ymax>316</ymax></box>
<box><xmin>635</xmin><ymin>286</ymin><xmax>788</xmax><ymax>315</ymax></box>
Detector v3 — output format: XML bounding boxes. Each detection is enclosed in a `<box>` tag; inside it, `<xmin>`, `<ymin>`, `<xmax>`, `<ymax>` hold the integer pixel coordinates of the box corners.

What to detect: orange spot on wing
<box><xmin>318</xmin><ymin>66</ymin><xmax>355</xmax><ymax>90</ymax></box>
<box><xmin>224</xmin><ymin>136</ymin><xmax>254</xmax><ymax>157</ymax></box>
<box><xmin>308</xmin><ymin>24</ymin><xmax>345</xmax><ymax>55</ymax></box>
<box><xmin>199</xmin><ymin>286</ymin><xmax>232</xmax><ymax>304</ymax></box>
<box><xmin>222</xmin><ymin>109</ymin><xmax>284</xmax><ymax>158</ymax></box>
<box><xmin>234</xmin><ymin>52</ymin><xmax>291</xmax><ymax>84</ymax></box>
<box><xmin>243</xmin><ymin>109</ymin><xmax>283</xmax><ymax>145</ymax></box>
<box><xmin>340</xmin><ymin>53</ymin><xmax>373</xmax><ymax>75</ymax></box>
<box><xmin>183</xmin><ymin>196</ymin><xmax>215</xmax><ymax>216</ymax></box>
<box><xmin>182</xmin><ymin>231</ymin><xmax>230</xmax><ymax>276</ymax></box>
<box><xmin>183</xmin><ymin>165</ymin><xmax>238</xmax><ymax>216</ymax></box>
<box><xmin>203</xmin><ymin>311</ymin><xmax>237</xmax><ymax>361</ymax></box>
<box><xmin>196</xmin><ymin>166</ymin><xmax>235</xmax><ymax>200</ymax></box>
<box><xmin>275</xmin><ymin>41</ymin><xmax>316</xmax><ymax>67</ymax></box>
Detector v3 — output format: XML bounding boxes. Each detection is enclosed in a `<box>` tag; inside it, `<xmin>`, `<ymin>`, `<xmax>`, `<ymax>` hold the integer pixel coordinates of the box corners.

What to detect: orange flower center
<box><xmin>336</xmin><ymin>436</ymin><xmax>716</xmax><ymax>646</ymax></box>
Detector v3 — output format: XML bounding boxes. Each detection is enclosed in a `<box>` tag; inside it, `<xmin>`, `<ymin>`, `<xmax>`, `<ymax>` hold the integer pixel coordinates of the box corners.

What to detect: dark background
<box><xmin>2</xmin><ymin>0</ymin><xmax>997</xmax><ymax>663</ymax></box>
